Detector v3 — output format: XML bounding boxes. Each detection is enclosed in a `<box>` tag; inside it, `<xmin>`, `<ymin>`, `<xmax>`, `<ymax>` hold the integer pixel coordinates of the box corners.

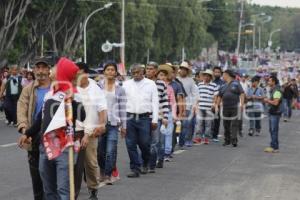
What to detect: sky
<box><xmin>251</xmin><ymin>0</ymin><xmax>300</xmax><ymax>8</ymax></box>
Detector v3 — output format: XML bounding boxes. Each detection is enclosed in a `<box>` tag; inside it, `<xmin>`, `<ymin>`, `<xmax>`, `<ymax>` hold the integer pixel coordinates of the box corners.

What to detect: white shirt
<box><xmin>77</xmin><ymin>78</ymin><xmax>107</xmax><ymax>136</ymax></box>
<box><xmin>123</xmin><ymin>78</ymin><xmax>159</xmax><ymax>123</ymax></box>
<box><xmin>240</xmin><ymin>81</ymin><xmax>249</xmax><ymax>93</ymax></box>
<box><xmin>177</xmin><ymin>77</ymin><xmax>199</xmax><ymax>111</ymax></box>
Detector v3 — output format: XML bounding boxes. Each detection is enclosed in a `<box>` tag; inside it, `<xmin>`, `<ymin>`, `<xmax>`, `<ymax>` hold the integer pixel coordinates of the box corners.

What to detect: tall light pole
<box><xmin>236</xmin><ymin>0</ymin><xmax>245</xmax><ymax>56</ymax></box>
<box><xmin>83</xmin><ymin>2</ymin><xmax>113</xmax><ymax>63</ymax></box>
<box><xmin>268</xmin><ymin>28</ymin><xmax>281</xmax><ymax>49</ymax></box>
<box><xmin>251</xmin><ymin>13</ymin><xmax>266</xmax><ymax>55</ymax></box>
<box><xmin>120</xmin><ymin>0</ymin><xmax>125</xmax><ymax>74</ymax></box>
<box><xmin>259</xmin><ymin>16</ymin><xmax>272</xmax><ymax>52</ymax></box>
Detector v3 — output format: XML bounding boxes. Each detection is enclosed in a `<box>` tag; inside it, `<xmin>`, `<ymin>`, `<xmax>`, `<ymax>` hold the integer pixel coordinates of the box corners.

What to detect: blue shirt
<box><xmin>33</xmin><ymin>87</ymin><xmax>50</xmax><ymax>120</ymax></box>
<box><xmin>169</xmin><ymin>80</ymin><xmax>184</xmax><ymax>99</ymax></box>
<box><xmin>246</xmin><ymin>86</ymin><xmax>265</xmax><ymax>110</ymax></box>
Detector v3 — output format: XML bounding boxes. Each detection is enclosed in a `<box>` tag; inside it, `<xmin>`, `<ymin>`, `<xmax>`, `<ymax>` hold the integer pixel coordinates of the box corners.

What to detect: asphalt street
<box><xmin>1</xmin><ymin>112</ymin><xmax>300</xmax><ymax>200</ymax></box>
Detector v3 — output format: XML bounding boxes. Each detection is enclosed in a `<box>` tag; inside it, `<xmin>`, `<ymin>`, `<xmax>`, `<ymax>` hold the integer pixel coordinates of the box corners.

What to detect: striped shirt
<box><xmin>197</xmin><ymin>81</ymin><xmax>219</xmax><ymax>110</ymax></box>
<box><xmin>156</xmin><ymin>80</ymin><xmax>169</xmax><ymax>120</ymax></box>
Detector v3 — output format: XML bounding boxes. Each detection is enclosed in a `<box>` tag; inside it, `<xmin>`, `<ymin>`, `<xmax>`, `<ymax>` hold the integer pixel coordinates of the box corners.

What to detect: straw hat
<box><xmin>202</xmin><ymin>69</ymin><xmax>213</xmax><ymax>77</ymax></box>
<box><xmin>158</xmin><ymin>64</ymin><xmax>173</xmax><ymax>76</ymax></box>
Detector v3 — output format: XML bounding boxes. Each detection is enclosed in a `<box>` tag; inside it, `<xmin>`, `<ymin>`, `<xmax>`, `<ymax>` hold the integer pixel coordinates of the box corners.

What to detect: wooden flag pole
<box><xmin>66</xmin><ymin>98</ymin><xmax>75</xmax><ymax>200</ymax></box>
<box><xmin>69</xmin><ymin>146</ymin><xmax>75</xmax><ymax>200</ymax></box>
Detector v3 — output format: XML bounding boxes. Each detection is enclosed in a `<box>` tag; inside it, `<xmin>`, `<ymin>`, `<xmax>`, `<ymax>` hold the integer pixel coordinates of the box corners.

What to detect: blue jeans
<box><xmin>248</xmin><ymin>111</ymin><xmax>262</xmax><ymax>131</ymax></box>
<box><xmin>149</xmin><ymin>120</ymin><xmax>162</xmax><ymax>169</ymax></box>
<box><xmin>198</xmin><ymin>110</ymin><xmax>214</xmax><ymax>138</ymax></box>
<box><xmin>39</xmin><ymin>146</ymin><xmax>70</xmax><ymax>200</ymax></box>
<box><xmin>179</xmin><ymin>110</ymin><xmax>192</xmax><ymax>146</ymax></box>
<box><xmin>269</xmin><ymin>115</ymin><xmax>280</xmax><ymax>150</ymax></box>
<box><xmin>283</xmin><ymin>98</ymin><xmax>293</xmax><ymax>118</ymax></box>
<box><xmin>125</xmin><ymin>116</ymin><xmax>151</xmax><ymax>172</ymax></box>
<box><xmin>164</xmin><ymin>112</ymin><xmax>174</xmax><ymax>156</ymax></box>
<box><xmin>98</xmin><ymin>125</ymin><xmax>118</xmax><ymax>176</ymax></box>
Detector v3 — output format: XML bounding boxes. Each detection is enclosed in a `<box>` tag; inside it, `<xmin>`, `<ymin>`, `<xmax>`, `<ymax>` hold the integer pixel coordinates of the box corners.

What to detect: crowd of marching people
<box><xmin>0</xmin><ymin>56</ymin><xmax>299</xmax><ymax>200</ymax></box>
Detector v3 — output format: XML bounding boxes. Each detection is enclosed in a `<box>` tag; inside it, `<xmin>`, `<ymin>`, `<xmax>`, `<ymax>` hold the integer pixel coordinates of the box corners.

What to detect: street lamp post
<box><xmin>236</xmin><ymin>0</ymin><xmax>245</xmax><ymax>56</ymax></box>
<box><xmin>259</xmin><ymin>16</ymin><xmax>272</xmax><ymax>52</ymax></box>
<box><xmin>268</xmin><ymin>28</ymin><xmax>281</xmax><ymax>49</ymax></box>
<box><xmin>83</xmin><ymin>2</ymin><xmax>113</xmax><ymax>63</ymax></box>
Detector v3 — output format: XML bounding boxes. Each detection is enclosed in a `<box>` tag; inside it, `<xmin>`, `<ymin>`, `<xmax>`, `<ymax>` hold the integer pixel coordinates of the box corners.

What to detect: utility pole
<box><xmin>236</xmin><ymin>0</ymin><xmax>244</xmax><ymax>56</ymax></box>
<box><xmin>120</xmin><ymin>0</ymin><xmax>125</xmax><ymax>74</ymax></box>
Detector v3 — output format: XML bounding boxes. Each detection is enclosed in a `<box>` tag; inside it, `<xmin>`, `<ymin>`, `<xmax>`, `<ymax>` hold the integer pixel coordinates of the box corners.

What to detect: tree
<box><xmin>0</xmin><ymin>0</ymin><xmax>31</xmax><ymax>65</ymax></box>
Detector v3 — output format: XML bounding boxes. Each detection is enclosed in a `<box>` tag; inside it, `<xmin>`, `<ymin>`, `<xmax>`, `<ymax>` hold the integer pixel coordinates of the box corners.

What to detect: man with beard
<box><xmin>17</xmin><ymin>57</ymin><xmax>52</xmax><ymax>200</ymax></box>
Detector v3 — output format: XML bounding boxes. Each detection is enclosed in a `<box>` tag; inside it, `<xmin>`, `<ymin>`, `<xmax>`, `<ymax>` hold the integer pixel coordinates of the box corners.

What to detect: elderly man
<box><xmin>17</xmin><ymin>57</ymin><xmax>52</xmax><ymax>200</ymax></box>
<box><xmin>123</xmin><ymin>64</ymin><xmax>159</xmax><ymax>178</ymax></box>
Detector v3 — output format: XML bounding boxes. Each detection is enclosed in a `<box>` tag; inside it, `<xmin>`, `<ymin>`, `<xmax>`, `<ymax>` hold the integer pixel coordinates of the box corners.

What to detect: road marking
<box><xmin>0</xmin><ymin>143</ymin><xmax>17</xmax><ymax>148</ymax></box>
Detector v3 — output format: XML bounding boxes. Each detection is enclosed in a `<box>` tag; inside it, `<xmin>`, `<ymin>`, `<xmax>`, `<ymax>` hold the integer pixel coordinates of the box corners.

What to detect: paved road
<box><xmin>1</xmin><ymin>111</ymin><xmax>300</xmax><ymax>200</ymax></box>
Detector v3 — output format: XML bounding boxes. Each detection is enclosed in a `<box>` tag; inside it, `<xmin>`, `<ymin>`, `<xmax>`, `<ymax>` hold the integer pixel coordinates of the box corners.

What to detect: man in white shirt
<box><xmin>177</xmin><ymin>61</ymin><xmax>199</xmax><ymax>148</ymax></box>
<box><xmin>123</xmin><ymin>64</ymin><xmax>159</xmax><ymax>178</ymax></box>
<box><xmin>77</xmin><ymin>63</ymin><xmax>107</xmax><ymax>200</ymax></box>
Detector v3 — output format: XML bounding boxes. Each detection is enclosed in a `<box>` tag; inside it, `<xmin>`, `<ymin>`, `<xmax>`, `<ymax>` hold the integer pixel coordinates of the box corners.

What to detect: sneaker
<box><xmin>111</xmin><ymin>168</ymin><xmax>120</xmax><ymax>182</ymax></box>
<box><xmin>164</xmin><ymin>156</ymin><xmax>171</xmax><ymax>162</ymax></box>
<box><xmin>212</xmin><ymin>138</ymin><xmax>219</xmax><ymax>142</ymax></box>
<box><xmin>193</xmin><ymin>138</ymin><xmax>201</xmax><ymax>144</ymax></box>
<box><xmin>104</xmin><ymin>176</ymin><xmax>113</xmax><ymax>185</ymax></box>
<box><xmin>5</xmin><ymin>120</ymin><xmax>9</xmax><ymax>125</ymax></box>
<box><xmin>255</xmin><ymin>130</ymin><xmax>261</xmax><ymax>136</ymax></box>
<box><xmin>127</xmin><ymin>171</ymin><xmax>140</xmax><ymax>178</ymax></box>
<box><xmin>156</xmin><ymin>160</ymin><xmax>164</xmax><ymax>168</ymax></box>
<box><xmin>149</xmin><ymin>168</ymin><xmax>156</xmax><ymax>173</ymax></box>
<box><xmin>264</xmin><ymin>147</ymin><xmax>274</xmax><ymax>153</ymax></box>
<box><xmin>140</xmin><ymin>167</ymin><xmax>148</xmax><ymax>174</ymax></box>
<box><xmin>283</xmin><ymin>118</ymin><xmax>288</xmax><ymax>122</ymax></box>
<box><xmin>204</xmin><ymin>138</ymin><xmax>209</xmax><ymax>145</ymax></box>
<box><xmin>272</xmin><ymin>149</ymin><xmax>280</xmax><ymax>153</ymax></box>
<box><xmin>185</xmin><ymin>141</ymin><xmax>193</xmax><ymax>147</ymax></box>
<box><xmin>88</xmin><ymin>189</ymin><xmax>98</xmax><ymax>200</ymax></box>
<box><xmin>248</xmin><ymin>129</ymin><xmax>254</xmax><ymax>136</ymax></box>
<box><xmin>223</xmin><ymin>141</ymin><xmax>230</xmax><ymax>146</ymax></box>
<box><xmin>179</xmin><ymin>146</ymin><xmax>186</xmax><ymax>150</ymax></box>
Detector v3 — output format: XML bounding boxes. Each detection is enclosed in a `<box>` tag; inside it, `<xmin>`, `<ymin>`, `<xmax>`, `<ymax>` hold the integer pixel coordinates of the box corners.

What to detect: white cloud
<box><xmin>251</xmin><ymin>0</ymin><xmax>300</xmax><ymax>8</ymax></box>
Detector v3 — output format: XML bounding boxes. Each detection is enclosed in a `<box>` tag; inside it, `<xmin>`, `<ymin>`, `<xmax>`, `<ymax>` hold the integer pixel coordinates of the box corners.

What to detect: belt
<box><xmin>126</xmin><ymin>112</ymin><xmax>151</xmax><ymax>119</ymax></box>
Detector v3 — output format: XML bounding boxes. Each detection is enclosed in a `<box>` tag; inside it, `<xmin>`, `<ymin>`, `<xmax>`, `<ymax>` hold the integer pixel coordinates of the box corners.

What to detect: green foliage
<box><xmin>2</xmin><ymin>0</ymin><xmax>300</xmax><ymax>66</ymax></box>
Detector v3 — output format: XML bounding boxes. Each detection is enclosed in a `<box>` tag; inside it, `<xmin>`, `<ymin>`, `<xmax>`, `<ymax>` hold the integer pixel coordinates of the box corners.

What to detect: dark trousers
<box><xmin>125</xmin><ymin>116</ymin><xmax>151</xmax><ymax>172</ymax></box>
<box><xmin>212</xmin><ymin>110</ymin><xmax>221</xmax><ymax>139</ymax></box>
<box><xmin>4</xmin><ymin>95</ymin><xmax>18</xmax><ymax>123</ymax></box>
<box><xmin>74</xmin><ymin>149</ymin><xmax>85</xmax><ymax>200</ymax></box>
<box><xmin>28</xmin><ymin>144</ymin><xmax>44</xmax><ymax>200</ymax></box>
<box><xmin>222</xmin><ymin>107</ymin><xmax>239</xmax><ymax>144</ymax></box>
<box><xmin>238</xmin><ymin>118</ymin><xmax>243</xmax><ymax>133</ymax></box>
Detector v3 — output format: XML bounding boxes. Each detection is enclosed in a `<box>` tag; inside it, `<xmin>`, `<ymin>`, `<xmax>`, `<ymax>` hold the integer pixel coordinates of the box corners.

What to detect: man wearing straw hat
<box><xmin>177</xmin><ymin>61</ymin><xmax>199</xmax><ymax>148</ymax></box>
<box><xmin>195</xmin><ymin>69</ymin><xmax>219</xmax><ymax>144</ymax></box>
